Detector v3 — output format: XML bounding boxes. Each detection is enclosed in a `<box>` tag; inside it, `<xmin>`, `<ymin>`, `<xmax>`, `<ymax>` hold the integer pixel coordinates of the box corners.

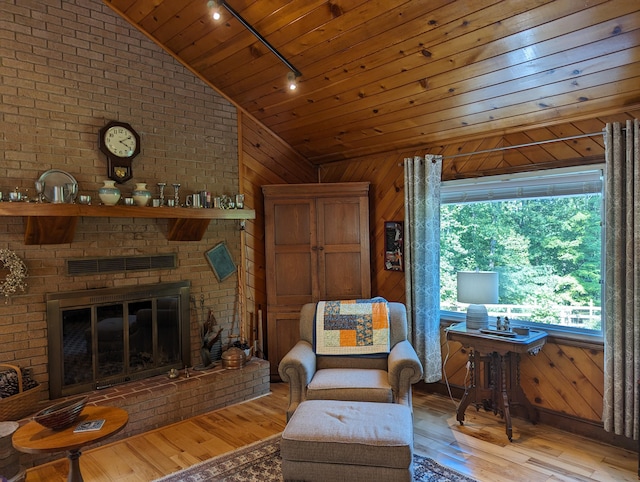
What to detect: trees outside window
<box><xmin>440</xmin><ymin>167</ymin><xmax>603</xmax><ymax>333</ymax></box>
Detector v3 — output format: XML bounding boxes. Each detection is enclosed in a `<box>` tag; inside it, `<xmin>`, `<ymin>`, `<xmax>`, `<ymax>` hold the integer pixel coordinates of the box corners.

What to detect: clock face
<box><xmin>104</xmin><ymin>125</ymin><xmax>137</xmax><ymax>158</ymax></box>
<box><xmin>99</xmin><ymin>121</ymin><xmax>140</xmax><ymax>183</ymax></box>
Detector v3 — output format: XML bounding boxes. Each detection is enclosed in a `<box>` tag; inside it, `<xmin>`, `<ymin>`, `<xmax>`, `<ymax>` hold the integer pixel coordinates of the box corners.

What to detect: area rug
<box><xmin>153</xmin><ymin>434</ymin><xmax>477</xmax><ymax>482</ymax></box>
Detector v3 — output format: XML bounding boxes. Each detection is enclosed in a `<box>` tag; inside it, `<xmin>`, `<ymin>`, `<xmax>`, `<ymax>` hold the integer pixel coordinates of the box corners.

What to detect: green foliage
<box><xmin>440</xmin><ymin>194</ymin><xmax>602</xmax><ymax>329</ymax></box>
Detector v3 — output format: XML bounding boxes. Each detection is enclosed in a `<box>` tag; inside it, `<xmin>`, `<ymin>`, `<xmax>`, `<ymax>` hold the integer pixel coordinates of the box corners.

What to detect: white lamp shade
<box><xmin>457</xmin><ymin>271</ymin><xmax>499</xmax><ymax>304</ymax></box>
<box><xmin>457</xmin><ymin>271</ymin><xmax>499</xmax><ymax>330</ymax></box>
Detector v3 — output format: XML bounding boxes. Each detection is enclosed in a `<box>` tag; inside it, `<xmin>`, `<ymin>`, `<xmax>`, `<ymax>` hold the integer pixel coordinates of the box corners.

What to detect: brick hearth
<box><xmin>18</xmin><ymin>358</ymin><xmax>270</xmax><ymax>469</ymax></box>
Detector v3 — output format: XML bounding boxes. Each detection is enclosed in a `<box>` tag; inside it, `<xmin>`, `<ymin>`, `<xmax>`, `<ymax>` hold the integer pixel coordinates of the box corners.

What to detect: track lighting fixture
<box><xmin>207</xmin><ymin>0</ymin><xmax>302</xmax><ymax>91</ymax></box>
<box><xmin>207</xmin><ymin>0</ymin><xmax>221</xmax><ymax>19</ymax></box>
<box><xmin>287</xmin><ymin>71</ymin><xmax>298</xmax><ymax>91</ymax></box>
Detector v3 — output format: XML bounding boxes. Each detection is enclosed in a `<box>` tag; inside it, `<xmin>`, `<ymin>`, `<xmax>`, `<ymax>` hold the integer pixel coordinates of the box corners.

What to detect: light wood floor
<box><xmin>23</xmin><ymin>383</ymin><xmax>637</xmax><ymax>481</ymax></box>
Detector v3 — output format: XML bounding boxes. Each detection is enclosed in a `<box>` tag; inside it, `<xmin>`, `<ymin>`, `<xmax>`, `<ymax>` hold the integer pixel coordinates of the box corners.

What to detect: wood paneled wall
<box><xmin>238</xmin><ymin>112</ymin><xmax>317</xmax><ymax>351</ymax></box>
<box><xmin>316</xmin><ymin>117</ymin><xmax>633</xmax><ymax>433</ymax></box>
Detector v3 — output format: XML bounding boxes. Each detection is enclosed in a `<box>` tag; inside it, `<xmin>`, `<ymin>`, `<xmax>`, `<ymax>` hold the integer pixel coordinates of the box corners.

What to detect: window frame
<box><xmin>439</xmin><ymin>165</ymin><xmax>605</xmax><ymax>341</ymax></box>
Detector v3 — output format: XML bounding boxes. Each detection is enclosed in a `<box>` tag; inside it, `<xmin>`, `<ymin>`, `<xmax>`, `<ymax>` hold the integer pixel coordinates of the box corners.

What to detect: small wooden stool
<box><xmin>281</xmin><ymin>400</ymin><xmax>413</xmax><ymax>482</ymax></box>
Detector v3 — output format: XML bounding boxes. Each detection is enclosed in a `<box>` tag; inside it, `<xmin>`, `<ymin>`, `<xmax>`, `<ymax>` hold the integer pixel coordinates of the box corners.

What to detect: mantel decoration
<box><xmin>98</xmin><ymin>180</ymin><xmax>121</xmax><ymax>206</ymax></box>
<box><xmin>98</xmin><ymin>120</ymin><xmax>141</xmax><ymax>183</ymax></box>
<box><xmin>0</xmin><ymin>249</ymin><xmax>27</xmax><ymax>303</ymax></box>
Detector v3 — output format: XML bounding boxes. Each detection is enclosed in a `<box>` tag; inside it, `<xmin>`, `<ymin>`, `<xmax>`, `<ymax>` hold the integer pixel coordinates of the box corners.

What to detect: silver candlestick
<box><xmin>172</xmin><ymin>183</ymin><xmax>181</xmax><ymax>207</ymax></box>
<box><xmin>157</xmin><ymin>182</ymin><xmax>166</xmax><ymax>206</ymax></box>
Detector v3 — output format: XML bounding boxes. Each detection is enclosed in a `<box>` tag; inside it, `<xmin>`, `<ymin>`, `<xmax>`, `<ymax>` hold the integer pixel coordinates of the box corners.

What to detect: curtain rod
<box><xmin>442</xmin><ymin>131</ymin><xmax>603</xmax><ymax>160</ymax></box>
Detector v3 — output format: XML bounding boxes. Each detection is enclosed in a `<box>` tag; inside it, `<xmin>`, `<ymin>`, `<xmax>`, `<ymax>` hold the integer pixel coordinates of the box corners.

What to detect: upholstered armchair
<box><xmin>278</xmin><ymin>301</ymin><xmax>423</xmax><ymax>420</ymax></box>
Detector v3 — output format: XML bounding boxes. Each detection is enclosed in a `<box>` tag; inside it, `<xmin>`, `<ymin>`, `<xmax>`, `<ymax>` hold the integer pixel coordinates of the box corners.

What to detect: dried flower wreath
<box><xmin>0</xmin><ymin>249</ymin><xmax>27</xmax><ymax>303</ymax></box>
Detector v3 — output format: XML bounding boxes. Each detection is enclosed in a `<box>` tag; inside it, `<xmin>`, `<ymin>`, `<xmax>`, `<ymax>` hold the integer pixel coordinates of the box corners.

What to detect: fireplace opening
<box><xmin>46</xmin><ymin>281</ymin><xmax>191</xmax><ymax>399</ymax></box>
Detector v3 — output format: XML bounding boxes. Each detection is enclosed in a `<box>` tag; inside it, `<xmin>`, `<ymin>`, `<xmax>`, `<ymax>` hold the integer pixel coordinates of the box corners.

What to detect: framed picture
<box><xmin>205</xmin><ymin>242</ymin><xmax>236</xmax><ymax>282</ymax></box>
<box><xmin>384</xmin><ymin>221</ymin><xmax>404</xmax><ymax>271</ymax></box>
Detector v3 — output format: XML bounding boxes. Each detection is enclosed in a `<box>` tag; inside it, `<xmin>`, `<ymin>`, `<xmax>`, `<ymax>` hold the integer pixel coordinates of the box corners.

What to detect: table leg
<box><xmin>67</xmin><ymin>449</ymin><xmax>84</xmax><ymax>482</ymax></box>
<box><xmin>500</xmin><ymin>355</ymin><xmax>512</xmax><ymax>441</ymax></box>
<box><xmin>456</xmin><ymin>351</ymin><xmax>476</xmax><ymax>425</ymax></box>
<box><xmin>489</xmin><ymin>353</ymin><xmax>499</xmax><ymax>416</ymax></box>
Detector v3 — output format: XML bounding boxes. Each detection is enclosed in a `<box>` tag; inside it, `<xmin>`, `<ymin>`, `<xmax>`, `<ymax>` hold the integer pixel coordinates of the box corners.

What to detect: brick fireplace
<box><xmin>3</xmin><ymin>3</ymin><xmax>274</xmax><ymax>472</ymax></box>
<box><xmin>2</xmin><ymin>0</ymin><xmax>252</xmax><ymax>434</ymax></box>
<box><xmin>46</xmin><ymin>281</ymin><xmax>192</xmax><ymax>399</ymax></box>
<box><xmin>17</xmin><ymin>281</ymin><xmax>271</xmax><ymax>469</ymax></box>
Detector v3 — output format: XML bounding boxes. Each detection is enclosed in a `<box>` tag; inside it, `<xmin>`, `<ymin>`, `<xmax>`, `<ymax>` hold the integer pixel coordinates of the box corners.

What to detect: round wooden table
<box><xmin>12</xmin><ymin>405</ymin><xmax>128</xmax><ymax>482</ymax></box>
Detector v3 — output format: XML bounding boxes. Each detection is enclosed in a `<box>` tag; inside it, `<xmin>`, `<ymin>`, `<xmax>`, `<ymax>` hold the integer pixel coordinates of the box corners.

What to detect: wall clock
<box><xmin>98</xmin><ymin>120</ymin><xmax>141</xmax><ymax>183</ymax></box>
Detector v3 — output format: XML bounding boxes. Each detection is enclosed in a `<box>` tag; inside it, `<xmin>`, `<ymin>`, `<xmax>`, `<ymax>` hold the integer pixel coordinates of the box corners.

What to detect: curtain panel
<box><xmin>404</xmin><ymin>155</ymin><xmax>442</xmax><ymax>383</ymax></box>
<box><xmin>603</xmin><ymin>119</ymin><xmax>640</xmax><ymax>439</ymax></box>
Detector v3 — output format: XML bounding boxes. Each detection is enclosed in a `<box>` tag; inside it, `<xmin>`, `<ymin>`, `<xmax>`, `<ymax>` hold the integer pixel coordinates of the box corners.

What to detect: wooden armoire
<box><xmin>262</xmin><ymin>182</ymin><xmax>372</xmax><ymax>380</ymax></box>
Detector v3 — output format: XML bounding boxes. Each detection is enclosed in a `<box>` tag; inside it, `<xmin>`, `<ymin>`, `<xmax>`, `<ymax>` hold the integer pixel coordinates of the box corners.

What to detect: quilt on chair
<box><xmin>315</xmin><ymin>298</ymin><xmax>390</xmax><ymax>355</ymax></box>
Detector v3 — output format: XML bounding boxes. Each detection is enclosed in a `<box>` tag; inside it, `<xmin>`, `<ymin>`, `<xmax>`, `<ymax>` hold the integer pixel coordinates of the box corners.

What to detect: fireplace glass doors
<box><xmin>47</xmin><ymin>282</ymin><xmax>190</xmax><ymax>399</ymax></box>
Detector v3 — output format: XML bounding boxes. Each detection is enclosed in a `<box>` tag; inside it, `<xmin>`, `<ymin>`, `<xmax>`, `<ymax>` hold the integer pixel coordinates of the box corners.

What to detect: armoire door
<box><xmin>264</xmin><ymin>197</ymin><xmax>318</xmax><ymax>307</ymax></box>
<box><xmin>316</xmin><ymin>196</ymin><xmax>371</xmax><ymax>300</ymax></box>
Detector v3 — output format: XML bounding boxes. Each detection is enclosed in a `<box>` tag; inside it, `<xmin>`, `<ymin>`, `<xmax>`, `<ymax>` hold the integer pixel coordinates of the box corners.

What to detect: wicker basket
<box><xmin>0</xmin><ymin>364</ymin><xmax>43</xmax><ymax>422</ymax></box>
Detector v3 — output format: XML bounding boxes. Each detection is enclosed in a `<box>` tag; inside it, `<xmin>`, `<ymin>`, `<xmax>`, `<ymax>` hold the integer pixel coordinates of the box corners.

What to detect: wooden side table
<box><xmin>12</xmin><ymin>405</ymin><xmax>128</xmax><ymax>482</ymax></box>
<box><xmin>446</xmin><ymin>323</ymin><xmax>547</xmax><ymax>441</ymax></box>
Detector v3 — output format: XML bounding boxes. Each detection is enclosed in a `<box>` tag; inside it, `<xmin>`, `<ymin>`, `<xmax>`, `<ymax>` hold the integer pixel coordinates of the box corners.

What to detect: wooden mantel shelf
<box><xmin>0</xmin><ymin>203</ymin><xmax>256</xmax><ymax>244</ymax></box>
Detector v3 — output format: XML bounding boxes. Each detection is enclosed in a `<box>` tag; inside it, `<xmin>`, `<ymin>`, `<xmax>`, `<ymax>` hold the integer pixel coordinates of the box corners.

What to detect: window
<box><xmin>440</xmin><ymin>166</ymin><xmax>604</xmax><ymax>335</ymax></box>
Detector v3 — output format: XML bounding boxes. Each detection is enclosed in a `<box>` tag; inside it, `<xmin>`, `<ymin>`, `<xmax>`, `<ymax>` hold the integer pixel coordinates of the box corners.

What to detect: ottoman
<box><xmin>281</xmin><ymin>400</ymin><xmax>414</xmax><ymax>482</ymax></box>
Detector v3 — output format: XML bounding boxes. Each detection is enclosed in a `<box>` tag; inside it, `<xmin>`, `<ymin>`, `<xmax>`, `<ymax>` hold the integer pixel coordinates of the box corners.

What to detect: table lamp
<box><xmin>457</xmin><ymin>271</ymin><xmax>499</xmax><ymax>330</ymax></box>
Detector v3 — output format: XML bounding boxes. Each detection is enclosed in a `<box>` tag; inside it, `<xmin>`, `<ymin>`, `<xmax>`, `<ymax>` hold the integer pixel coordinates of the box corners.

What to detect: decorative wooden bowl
<box><xmin>33</xmin><ymin>395</ymin><xmax>88</xmax><ymax>430</ymax></box>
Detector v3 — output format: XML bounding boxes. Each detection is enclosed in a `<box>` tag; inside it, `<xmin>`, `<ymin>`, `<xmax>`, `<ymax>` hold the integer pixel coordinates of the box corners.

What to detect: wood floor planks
<box><xmin>22</xmin><ymin>382</ymin><xmax>637</xmax><ymax>482</ymax></box>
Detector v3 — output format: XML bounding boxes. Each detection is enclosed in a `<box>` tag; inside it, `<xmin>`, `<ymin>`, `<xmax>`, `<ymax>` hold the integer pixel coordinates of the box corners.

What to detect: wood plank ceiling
<box><xmin>104</xmin><ymin>0</ymin><xmax>640</xmax><ymax>165</ymax></box>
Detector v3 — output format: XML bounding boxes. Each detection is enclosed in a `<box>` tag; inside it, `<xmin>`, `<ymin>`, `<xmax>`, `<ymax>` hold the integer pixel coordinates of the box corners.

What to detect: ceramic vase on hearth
<box><xmin>98</xmin><ymin>180</ymin><xmax>121</xmax><ymax>206</ymax></box>
<box><xmin>132</xmin><ymin>183</ymin><xmax>152</xmax><ymax>207</ymax></box>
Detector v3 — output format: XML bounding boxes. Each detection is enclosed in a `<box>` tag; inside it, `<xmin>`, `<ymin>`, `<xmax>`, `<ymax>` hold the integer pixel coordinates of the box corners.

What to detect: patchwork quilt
<box><xmin>314</xmin><ymin>298</ymin><xmax>390</xmax><ymax>356</ymax></box>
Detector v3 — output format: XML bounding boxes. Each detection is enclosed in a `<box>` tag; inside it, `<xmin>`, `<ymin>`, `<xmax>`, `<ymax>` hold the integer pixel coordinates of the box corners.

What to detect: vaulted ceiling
<box><xmin>105</xmin><ymin>0</ymin><xmax>640</xmax><ymax>165</ymax></box>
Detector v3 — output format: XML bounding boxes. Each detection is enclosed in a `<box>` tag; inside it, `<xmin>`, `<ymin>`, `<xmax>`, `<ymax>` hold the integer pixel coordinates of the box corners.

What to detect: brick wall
<box><xmin>0</xmin><ymin>0</ymin><xmax>246</xmax><ymax>404</ymax></box>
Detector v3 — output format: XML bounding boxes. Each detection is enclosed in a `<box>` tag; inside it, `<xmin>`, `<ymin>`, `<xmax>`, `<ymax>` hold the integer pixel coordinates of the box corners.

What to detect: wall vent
<box><xmin>66</xmin><ymin>254</ymin><xmax>177</xmax><ymax>275</ymax></box>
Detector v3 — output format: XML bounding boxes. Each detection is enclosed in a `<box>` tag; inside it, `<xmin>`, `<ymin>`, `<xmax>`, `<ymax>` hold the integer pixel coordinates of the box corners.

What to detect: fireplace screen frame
<box><xmin>47</xmin><ymin>281</ymin><xmax>191</xmax><ymax>399</ymax></box>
